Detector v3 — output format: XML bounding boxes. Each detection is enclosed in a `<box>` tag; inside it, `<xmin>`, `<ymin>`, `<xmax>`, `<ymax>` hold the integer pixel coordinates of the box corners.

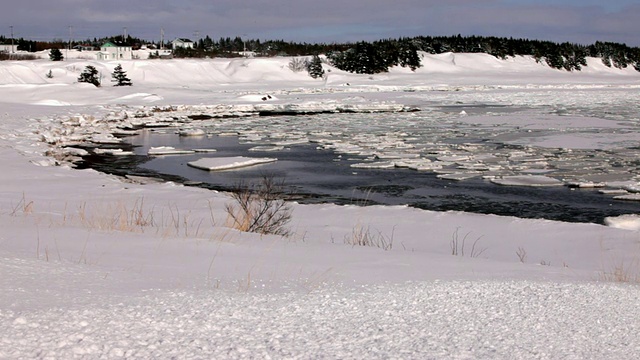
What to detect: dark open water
<box><xmin>75</xmin><ymin>130</ymin><xmax>640</xmax><ymax>225</ymax></box>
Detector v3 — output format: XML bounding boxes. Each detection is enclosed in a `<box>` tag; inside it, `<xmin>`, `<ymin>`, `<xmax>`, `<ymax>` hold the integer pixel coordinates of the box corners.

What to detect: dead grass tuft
<box><xmin>344</xmin><ymin>223</ymin><xmax>394</xmax><ymax>250</ymax></box>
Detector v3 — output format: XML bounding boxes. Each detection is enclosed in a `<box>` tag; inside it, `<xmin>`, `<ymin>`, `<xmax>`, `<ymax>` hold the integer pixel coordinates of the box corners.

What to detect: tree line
<box><xmin>3</xmin><ymin>33</ymin><xmax>639</xmax><ymax>74</ymax></box>
<box><xmin>174</xmin><ymin>35</ymin><xmax>640</xmax><ymax>74</ymax></box>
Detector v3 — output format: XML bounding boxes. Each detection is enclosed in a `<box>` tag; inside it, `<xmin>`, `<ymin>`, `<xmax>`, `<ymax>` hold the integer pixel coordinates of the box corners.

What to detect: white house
<box><xmin>96</xmin><ymin>41</ymin><xmax>132</xmax><ymax>60</ymax></box>
<box><xmin>171</xmin><ymin>38</ymin><xmax>194</xmax><ymax>49</ymax></box>
<box><xmin>0</xmin><ymin>44</ymin><xmax>18</xmax><ymax>53</ymax></box>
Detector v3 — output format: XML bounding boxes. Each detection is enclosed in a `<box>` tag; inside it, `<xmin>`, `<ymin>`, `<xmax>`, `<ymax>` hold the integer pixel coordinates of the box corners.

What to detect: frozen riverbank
<box><xmin>1</xmin><ymin>54</ymin><xmax>640</xmax><ymax>358</ymax></box>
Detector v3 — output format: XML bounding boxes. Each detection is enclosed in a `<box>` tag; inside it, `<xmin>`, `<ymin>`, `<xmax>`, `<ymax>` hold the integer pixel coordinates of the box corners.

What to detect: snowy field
<box><xmin>1</xmin><ymin>51</ymin><xmax>640</xmax><ymax>358</ymax></box>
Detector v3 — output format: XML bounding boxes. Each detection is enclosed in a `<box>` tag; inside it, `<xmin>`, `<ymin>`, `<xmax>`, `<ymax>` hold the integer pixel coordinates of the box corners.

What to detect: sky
<box><xmin>2</xmin><ymin>0</ymin><xmax>640</xmax><ymax>46</ymax></box>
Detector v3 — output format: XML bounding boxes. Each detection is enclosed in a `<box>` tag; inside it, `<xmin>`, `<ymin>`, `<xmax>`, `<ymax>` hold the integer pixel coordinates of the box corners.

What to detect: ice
<box><xmin>248</xmin><ymin>145</ymin><xmax>285</xmax><ymax>152</ymax></box>
<box><xmin>2</xmin><ymin>54</ymin><xmax>640</xmax><ymax>359</ymax></box>
<box><xmin>350</xmin><ymin>161</ymin><xmax>396</xmax><ymax>169</ymax></box>
<box><xmin>613</xmin><ymin>194</ymin><xmax>640</xmax><ymax>201</ymax></box>
<box><xmin>178</xmin><ymin>128</ymin><xmax>206</xmax><ymax>136</ymax></box>
<box><xmin>490</xmin><ymin>175</ymin><xmax>564</xmax><ymax>187</ymax></box>
<box><xmin>148</xmin><ymin>146</ymin><xmax>196</xmax><ymax>156</ymax></box>
<box><xmin>437</xmin><ymin>172</ymin><xmax>483</xmax><ymax>181</ymax></box>
<box><xmin>187</xmin><ymin>156</ymin><xmax>277</xmax><ymax>171</ymax></box>
<box><xmin>604</xmin><ymin>214</ymin><xmax>640</xmax><ymax>230</ymax></box>
<box><xmin>93</xmin><ymin>148</ymin><xmax>134</xmax><ymax>156</ymax></box>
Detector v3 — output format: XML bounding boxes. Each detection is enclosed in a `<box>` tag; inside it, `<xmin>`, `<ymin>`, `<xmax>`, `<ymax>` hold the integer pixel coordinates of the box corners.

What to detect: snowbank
<box><xmin>1</xmin><ymin>53</ymin><xmax>640</xmax><ymax>359</ymax></box>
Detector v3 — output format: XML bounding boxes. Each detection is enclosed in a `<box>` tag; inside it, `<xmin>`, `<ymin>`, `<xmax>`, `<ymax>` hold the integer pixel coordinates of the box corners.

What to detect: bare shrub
<box><xmin>0</xmin><ymin>53</ymin><xmax>38</xmax><ymax>61</ymax></box>
<box><xmin>225</xmin><ymin>175</ymin><xmax>292</xmax><ymax>236</ymax></box>
<box><xmin>288</xmin><ymin>57</ymin><xmax>309</xmax><ymax>72</ymax></box>
<box><xmin>450</xmin><ymin>227</ymin><xmax>486</xmax><ymax>258</ymax></box>
<box><xmin>516</xmin><ymin>247</ymin><xmax>527</xmax><ymax>263</ymax></box>
<box><xmin>344</xmin><ymin>223</ymin><xmax>394</xmax><ymax>250</ymax></box>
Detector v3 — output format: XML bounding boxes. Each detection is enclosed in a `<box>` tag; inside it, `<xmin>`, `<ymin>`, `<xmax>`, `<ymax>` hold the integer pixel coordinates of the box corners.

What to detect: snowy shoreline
<box><xmin>2</xmin><ymin>54</ymin><xmax>640</xmax><ymax>358</ymax></box>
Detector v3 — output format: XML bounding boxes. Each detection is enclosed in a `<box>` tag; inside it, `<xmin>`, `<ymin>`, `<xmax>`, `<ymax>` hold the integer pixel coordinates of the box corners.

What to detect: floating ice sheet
<box><xmin>187</xmin><ymin>156</ymin><xmax>277</xmax><ymax>171</ymax></box>
<box><xmin>604</xmin><ymin>214</ymin><xmax>640</xmax><ymax>230</ymax></box>
<box><xmin>178</xmin><ymin>128</ymin><xmax>206</xmax><ymax>136</ymax></box>
<box><xmin>93</xmin><ymin>148</ymin><xmax>134</xmax><ymax>156</ymax></box>
<box><xmin>491</xmin><ymin>175</ymin><xmax>564</xmax><ymax>187</ymax></box>
<box><xmin>148</xmin><ymin>146</ymin><xmax>196</xmax><ymax>155</ymax></box>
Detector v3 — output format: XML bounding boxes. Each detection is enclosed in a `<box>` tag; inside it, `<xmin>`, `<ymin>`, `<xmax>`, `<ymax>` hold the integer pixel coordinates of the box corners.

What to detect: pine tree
<box><xmin>111</xmin><ymin>64</ymin><xmax>132</xmax><ymax>86</ymax></box>
<box><xmin>398</xmin><ymin>41</ymin><xmax>422</xmax><ymax>71</ymax></box>
<box><xmin>77</xmin><ymin>65</ymin><xmax>101</xmax><ymax>87</ymax></box>
<box><xmin>49</xmin><ymin>48</ymin><xmax>63</xmax><ymax>61</ymax></box>
<box><xmin>306</xmin><ymin>55</ymin><xmax>325</xmax><ymax>79</ymax></box>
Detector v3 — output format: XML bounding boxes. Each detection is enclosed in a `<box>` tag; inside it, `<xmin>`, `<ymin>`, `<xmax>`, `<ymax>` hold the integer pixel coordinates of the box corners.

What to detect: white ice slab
<box><xmin>490</xmin><ymin>175</ymin><xmax>564</xmax><ymax>187</ymax></box>
<box><xmin>187</xmin><ymin>156</ymin><xmax>277</xmax><ymax>171</ymax></box>
<box><xmin>437</xmin><ymin>172</ymin><xmax>483</xmax><ymax>181</ymax></box>
<box><xmin>605</xmin><ymin>214</ymin><xmax>640</xmax><ymax>230</ymax></box>
<box><xmin>178</xmin><ymin>128</ymin><xmax>206</xmax><ymax>136</ymax></box>
<box><xmin>613</xmin><ymin>194</ymin><xmax>640</xmax><ymax>201</ymax></box>
<box><xmin>248</xmin><ymin>145</ymin><xmax>286</xmax><ymax>152</ymax></box>
<box><xmin>93</xmin><ymin>148</ymin><xmax>134</xmax><ymax>156</ymax></box>
<box><xmin>351</xmin><ymin>161</ymin><xmax>396</xmax><ymax>169</ymax></box>
<box><xmin>148</xmin><ymin>146</ymin><xmax>196</xmax><ymax>155</ymax></box>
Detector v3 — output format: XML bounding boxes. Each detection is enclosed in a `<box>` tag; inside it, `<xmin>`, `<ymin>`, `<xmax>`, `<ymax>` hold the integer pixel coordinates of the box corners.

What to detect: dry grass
<box><xmin>42</xmin><ymin>197</ymin><xmax>215</xmax><ymax>240</ymax></box>
<box><xmin>599</xmin><ymin>260</ymin><xmax>640</xmax><ymax>283</ymax></box>
<box><xmin>450</xmin><ymin>227</ymin><xmax>486</xmax><ymax>258</ymax></box>
<box><xmin>344</xmin><ymin>223</ymin><xmax>394</xmax><ymax>250</ymax></box>
<box><xmin>77</xmin><ymin>198</ymin><xmax>155</xmax><ymax>233</ymax></box>
<box><xmin>10</xmin><ymin>193</ymin><xmax>34</xmax><ymax>216</ymax></box>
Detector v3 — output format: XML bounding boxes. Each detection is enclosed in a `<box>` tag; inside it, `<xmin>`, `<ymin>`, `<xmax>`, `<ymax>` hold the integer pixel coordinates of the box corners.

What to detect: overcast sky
<box><xmin>3</xmin><ymin>0</ymin><xmax>639</xmax><ymax>46</ymax></box>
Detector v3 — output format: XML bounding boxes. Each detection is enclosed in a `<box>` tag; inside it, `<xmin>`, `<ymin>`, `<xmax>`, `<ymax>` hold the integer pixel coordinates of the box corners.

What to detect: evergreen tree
<box><xmin>306</xmin><ymin>55</ymin><xmax>325</xmax><ymax>79</ymax></box>
<box><xmin>111</xmin><ymin>64</ymin><xmax>132</xmax><ymax>86</ymax></box>
<box><xmin>49</xmin><ymin>48</ymin><xmax>63</xmax><ymax>61</ymax></box>
<box><xmin>398</xmin><ymin>41</ymin><xmax>422</xmax><ymax>71</ymax></box>
<box><xmin>77</xmin><ymin>65</ymin><xmax>101</xmax><ymax>87</ymax></box>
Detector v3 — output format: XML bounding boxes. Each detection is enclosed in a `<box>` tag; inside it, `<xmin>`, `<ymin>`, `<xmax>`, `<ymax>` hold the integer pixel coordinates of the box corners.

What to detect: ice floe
<box><xmin>350</xmin><ymin>161</ymin><xmax>396</xmax><ymax>169</ymax></box>
<box><xmin>248</xmin><ymin>145</ymin><xmax>286</xmax><ymax>152</ymax></box>
<box><xmin>604</xmin><ymin>214</ymin><xmax>640</xmax><ymax>230</ymax></box>
<box><xmin>187</xmin><ymin>156</ymin><xmax>277</xmax><ymax>171</ymax></box>
<box><xmin>178</xmin><ymin>128</ymin><xmax>206</xmax><ymax>136</ymax></box>
<box><xmin>148</xmin><ymin>146</ymin><xmax>196</xmax><ymax>156</ymax></box>
<box><xmin>490</xmin><ymin>175</ymin><xmax>564</xmax><ymax>187</ymax></box>
<box><xmin>93</xmin><ymin>148</ymin><xmax>134</xmax><ymax>156</ymax></box>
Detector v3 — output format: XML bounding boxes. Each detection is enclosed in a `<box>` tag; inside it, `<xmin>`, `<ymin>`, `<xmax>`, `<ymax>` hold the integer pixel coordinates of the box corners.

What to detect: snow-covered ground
<box><xmin>1</xmin><ymin>53</ymin><xmax>640</xmax><ymax>359</ymax></box>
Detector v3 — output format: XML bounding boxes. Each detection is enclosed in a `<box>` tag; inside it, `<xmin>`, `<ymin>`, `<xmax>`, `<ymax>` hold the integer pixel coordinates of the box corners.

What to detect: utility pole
<box><xmin>67</xmin><ymin>25</ymin><xmax>72</xmax><ymax>60</ymax></box>
<box><xmin>9</xmin><ymin>26</ymin><xmax>14</xmax><ymax>58</ymax></box>
<box><xmin>160</xmin><ymin>28</ymin><xmax>164</xmax><ymax>49</ymax></box>
<box><xmin>242</xmin><ymin>34</ymin><xmax>249</xmax><ymax>58</ymax></box>
<box><xmin>193</xmin><ymin>30</ymin><xmax>200</xmax><ymax>49</ymax></box>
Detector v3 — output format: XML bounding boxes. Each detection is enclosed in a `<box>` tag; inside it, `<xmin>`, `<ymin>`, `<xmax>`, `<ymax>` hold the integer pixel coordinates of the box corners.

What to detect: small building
<box><xmin>97</xmin><ymin>41</ymin><xmax>132</xmax><ymax>61</ymax></box>
<box><xmin>74</xmin><ymin>44</ymin><xmax>95</xmax><ymax>51</ymax></box>
<box><xmin>0</xmin><ymin>44</ymin><xmax>18</xmax><ymax>53</ymax></box>
<box><xmin>171</xmin><ymin>38</ymin><xmax>194</xmax><ymax>49</ymax></box>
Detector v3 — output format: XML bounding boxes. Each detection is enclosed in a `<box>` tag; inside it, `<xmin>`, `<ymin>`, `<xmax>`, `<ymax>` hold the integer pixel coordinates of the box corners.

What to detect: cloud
<box><xmin>2</xmin><ymin>0</ymin><xmax>639</xmax><ymax>46</ymax></box>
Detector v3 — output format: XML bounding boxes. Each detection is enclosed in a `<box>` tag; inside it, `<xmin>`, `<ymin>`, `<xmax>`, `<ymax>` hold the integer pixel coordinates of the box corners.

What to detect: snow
<box><xmin>1</xmin><ymin>53</ymin><xmax>640</xmax><ymax>358</ymax></box>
